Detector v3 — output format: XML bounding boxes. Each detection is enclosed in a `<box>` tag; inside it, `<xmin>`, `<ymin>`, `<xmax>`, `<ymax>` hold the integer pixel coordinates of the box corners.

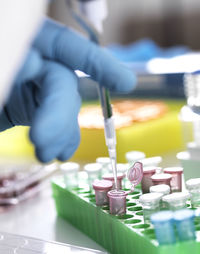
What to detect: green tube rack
<box><xmin>52</xmin><ymin>177</ymin><xmax>200</xmax><ymax>254</ymax></box>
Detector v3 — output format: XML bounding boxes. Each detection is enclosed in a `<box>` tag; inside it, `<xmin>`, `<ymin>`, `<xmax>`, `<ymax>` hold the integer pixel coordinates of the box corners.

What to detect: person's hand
<box><xmin>0</xmin><ymin>18</ymin><xmax>136</xmax><ymax>163</ymax></box>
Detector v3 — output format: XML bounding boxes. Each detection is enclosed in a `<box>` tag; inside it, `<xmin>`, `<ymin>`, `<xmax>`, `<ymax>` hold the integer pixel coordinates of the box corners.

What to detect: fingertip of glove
<box><xmin>118</xmin><ymin>67</ymin><xmax>137</xmax><ymax>93</ymax></box>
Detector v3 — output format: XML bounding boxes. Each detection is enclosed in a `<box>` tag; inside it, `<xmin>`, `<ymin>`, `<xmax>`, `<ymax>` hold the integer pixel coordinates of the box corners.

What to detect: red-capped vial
<box><xmin>141</xmin><ymin>166</ymin><xmax>157</xmax><ymax>193</ymax></box>
<box><xmin>92</xmin><ymin>179</ymin><xmax>113</xmax><ymax>206</ymax></box>
<box><xmin>102</xmin><ymin>173</ymin><xmax>125</xmax><ymax>190</ymax></box>
<box><xmin>151</xmin><ymin>173</ymin><xmax>172</xmax><ymax>190</ymax></box>
<box><xmin>163</xmin><ymin>167</ymin><xmax>183</xmax><ymax>192</ymax></box>
<box><xmin>107</xmin><ymin>190</ymin><xmax>127</xmax><ymax>215</ymax></box>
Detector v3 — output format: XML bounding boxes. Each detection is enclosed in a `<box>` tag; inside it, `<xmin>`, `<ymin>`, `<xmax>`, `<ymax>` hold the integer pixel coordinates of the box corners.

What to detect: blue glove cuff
<box><xmin>0</xmin><ymin>107</ymin><xmax>14</xmax><ymax>131</ymax></box>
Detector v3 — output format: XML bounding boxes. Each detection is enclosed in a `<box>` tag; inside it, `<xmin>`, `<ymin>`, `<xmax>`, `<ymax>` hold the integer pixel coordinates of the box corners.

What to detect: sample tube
<box><xmin>139</xmin><ymin>193</ymin><xmax>163</xmax><ymax>223</ymax></box>
<box><xmin>103</xmin><ymin>172</ymin><xmax>125</xmax><ymax>190</ymax></box>
<box><xmin>92</xmin><ymin>179</ymin><xmax>113</xmax><ymax>206</ymax></box>
<box><xmin>186</xmin><ymin>178</ymin><xmax>200</xmax><ymax>208</ymax></box>
<box><xmin>151</xmin><ymin>211</ymin><xmax>176</xmax><ymax>245</ymax></box>
<box><xmin>150</xmin><ymin>184</ymin><xmax>170</xmax><ymax>210</ymax></box>
<box><xmin>163</xmin><ymin>167</ymin><xmax>183</xmax><ymax>192</ymax></box>
<box><xmin>141</xmin><ymin>166</ymin><xmax>156</xmax><ymax>193</ymax></box>
<box><xmin>96</xmin><ymin>157</ymin><xmax>111</xmax><ymax>176</ymax></box>
<box><xmin>174</xmin><ymin>209</ymin><xmax>196</xmax><ymax>241</ymax></box>
<box><xmin>60</xmin><ymin>162</ymin><xmax>80</xmax><ymax>188</ymax></box>
<box><xmin>84</xmin><ymin>163</ymin><xmax>102</xmax><ymax>188</ymax></box>
<box><xmin>162</xmin><ymin>192</ymin><xmax>190</xmax><ymax>211</ymax></box>
<box><xmin>125</xmin><ymin>151</ymin><xmax>146</xmax><ymax>165</ymax></box>
<box><xmin>151</xmin><ymin>173</ymin><xmax>172</xmax><ymax>190</ymax></box>
<box><xmin>107</xmin><ymin>190</ymin><xmax>127</xmax><ymax>215</ymax></box>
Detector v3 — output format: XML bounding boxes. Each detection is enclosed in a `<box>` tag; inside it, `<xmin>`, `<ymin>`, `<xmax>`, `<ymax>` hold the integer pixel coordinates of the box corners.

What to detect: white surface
<box><xmin>0</xmin><ymin>182</ymin><xmax>107</xmax><ymax>253</ymax></box>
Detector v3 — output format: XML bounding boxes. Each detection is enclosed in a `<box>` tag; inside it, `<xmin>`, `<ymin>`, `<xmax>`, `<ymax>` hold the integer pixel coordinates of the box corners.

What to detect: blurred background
<box><xmin>48</xmin><ymin>0</ymin><xmax>200</xmax><ymax>48</ymax></box>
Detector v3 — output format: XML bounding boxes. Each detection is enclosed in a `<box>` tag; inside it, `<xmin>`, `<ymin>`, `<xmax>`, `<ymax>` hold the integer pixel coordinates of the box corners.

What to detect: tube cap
<box><xmin>103</xmin><ymin>172</ymin><xmax>125</xmax><ymax>181</ymax></box>
<box><xmin>126</xmin><ymin>151</ymin><xmax>145</xmax><ymax>162</ymax></box>
<box><xmin>60</xmin><ymin>162</ymin><xmax>80</xmax><ymax>173</ymax></box>
<box><xmin>139</xmin><ymin>193</ymin><xmax>163</xmax><ymax>204</ymax></box>
<box><xmin>92</xmin><ymin>179</ymin><xmax>113</xmax><ymax>191</ymax></box>
<box><xmin>151</xmin><ymin>173</ymin><xmax>172</xmax><ymax>181</ymax></box>
<box><xmin>162</xmin><ymin>192</ymin><xmax>190</xmax><ymax>203</ymax></box>
<box><xmin>127</xmin><ymin>162</ymin><xmax>143</xmax><ymax>186</ymax></box>
<box><xmin>186</xmin><ymin>178</ymin><xmax>200</xmax><ymax>190</ymax></box>
<box><xmin>84</xmin><ymin>163</ymin><xmax>102</xmax><ymax>174</ymax></box>
<box><xmin>164</xmin><ymin>167</ymin><xmax>183</xmax><ymax>174</ymax></box>
<box><xmin>173</xmin><ymin>209</ymin><xmax>195</xmax><ymax>221</ymax></box>
<box><xmin>150</xmin><ymin>184</ymin><xmax>170</xmax><ymax>195</ymax></box>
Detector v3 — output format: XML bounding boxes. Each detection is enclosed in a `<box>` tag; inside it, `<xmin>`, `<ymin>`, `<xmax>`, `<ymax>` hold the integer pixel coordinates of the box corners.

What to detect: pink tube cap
<box><xmin>127</xmin><ymin>162</ymin><xmax>143</xmax><ymax>186</ymax></box>
<box><xmin>92</xmin><ymin>179</ymin><xmax>113</xmax><ymax>191</ymax></box>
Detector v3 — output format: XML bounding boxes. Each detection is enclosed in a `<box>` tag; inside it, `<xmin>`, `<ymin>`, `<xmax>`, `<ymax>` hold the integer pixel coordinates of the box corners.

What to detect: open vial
<box><xmin>141</xmin><ymin>166</ymin><xmax>156</xmax><ymax>193</ymax></box>
<box><xmin>139</xmin><ymin>193</ymin><xmax>163</xmax><ymax>223</ymax></box>
<box><xmin>92</xmin><ymin>179</ymin><xmax>113</xmax><ymax>206</ymax></box>
<box><xmin>186</xmin><ymin>178</ymin><xmax>200</xmax><ymax>208</ymax></box>
<box><xmin>103</xmin><ymin>172</ymin><xmax>125</xmax><ymax>190</ymax></box>
<box><xmin>107</xmin><ymin>162</ymin><xmax>143</xmax><ymax>215</ymax></box>
<box><xmin>151</xmin><ymin>173</ymin><xmax>172</xmax><ymax>190</ymax></box>
<box><xmin>173</xmin><ymin>209</ymin><xmax>196</xmax><ymax>242</ymax></box>
<box><xmin>60</xmin><ymin>162</ymin><xmax>80</xmax><ymax>188</ymax></box>
<box><xmin>84</xmin><ymin>163</ymin><xmax>102</xmax><ymax>188</ymax></box>
<box><xmin>162</xmin><ymin>192</ymin><xmax>190</xmax><ymax>211</ymax></box>
<box><xmin>163</xmin><ymin>167</ymin><xmax>183</xmax><ymax>192</ymax></box>
<box><xmin>140</xmin><ymin>156</ymin><xmax>162</xmax><ymax>168</ymax></box>
<box><xmin>151</xmin><ymin>211</ymin><xmax>176</xmax><ymax>245</ymax></box>
<box><xmin>96</xmin><ymin>157</ymin><xmax>110</xmax><ymax>176</ymax></box>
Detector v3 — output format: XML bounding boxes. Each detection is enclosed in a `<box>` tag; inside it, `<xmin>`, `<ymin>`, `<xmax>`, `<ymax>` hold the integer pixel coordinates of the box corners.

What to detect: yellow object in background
<box><xmin>0</xmin><ymin>99</ymin><xmax>185</xmax><ymax>163</ymax></box>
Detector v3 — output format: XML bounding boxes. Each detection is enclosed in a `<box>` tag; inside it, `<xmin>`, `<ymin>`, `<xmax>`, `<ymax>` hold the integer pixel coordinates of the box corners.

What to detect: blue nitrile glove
<box><xmin>0</xmin><ymin>18</ymin><xmax>136</xmax><ymax>163</ymax></box>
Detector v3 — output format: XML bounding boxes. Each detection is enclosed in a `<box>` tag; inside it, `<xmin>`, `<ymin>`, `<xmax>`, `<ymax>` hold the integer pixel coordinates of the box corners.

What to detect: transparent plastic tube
<box><xmin>93</xmin><ymin>179</ymin><xmax>113</xmax><ymax>206</ymax></box>
<box><xmin>151</xmin><ymin>211</ymin><xmax>176</xmax><ymax>245</ymax></box>
<box><xmin>174</xmin><ymin>209</ymin><xmax>196</xmax><ymax>242</ymax></box>
<box><xmin>107</xmin><ymin>190</ymin><xmax>127</xmax><ymax>215</ymax></box>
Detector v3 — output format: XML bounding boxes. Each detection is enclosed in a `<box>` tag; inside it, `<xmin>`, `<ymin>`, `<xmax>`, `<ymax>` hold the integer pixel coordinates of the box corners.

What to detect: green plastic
<box><xmin>52</xmin><ymin>177</ymin><xmax>200</xmax><ymax>254</ymax></box>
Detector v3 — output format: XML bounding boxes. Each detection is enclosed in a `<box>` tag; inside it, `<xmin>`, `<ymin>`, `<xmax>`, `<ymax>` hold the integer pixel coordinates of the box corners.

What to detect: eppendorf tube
<box><xmin>60</xmin><ymin>162</ymin><xmax>80</xmax><ymax>188</ymax></box>
<box><xmin>92</xmin><ymin>179</ymin><xmax>113</xmax><ymax>206</ymax></box>
<box><xmin>102</xmin><ymin>172</ymin><xmax>125</xmax><ymax>190</ymax></box>
<box><xmin>139</xmin><ymin>193</ymin><xmax>163</xmax><ymax>223</ymax></box>
<box><xmin>151</xmin><ymin>211</ymin><xmax>176</xmax><ymax>245</ymax></box>
<box><xmin>96</xmin><ymin>157</ymin><xmax>110</xmax><ymax>176</ymax></box>
<box><xmin>174</xmin><ymin>209</ymin><xmax>196</xmax><ymax>242</ymax></box>
<box><xmin>141</xmin><ymin>166</ymin><xmax>156</xmax><ymax>193</ymax></box>
<box><xmin>162</xmin><ymin>192</ymin><xmax>190</xmax><ymax>211</ymax></box>
<box><xmin>186</xmin><ymin>178</ymin><xmax>200</xmax><ymax>208</ymax></box>
<box><xmin>151</xmin><ymin>173</ymin><xmax>172</xmax><ymax>190</ymax></box>
<box><xmin>107</xmin><ymin>190</ymin><xmax>127</xmax><ymax>215</ymax></box>
<box><xmin>163</xmin><ymin>167</ymin><xmax>183</xmax><ymax>192</ymax></box>
<box><xmin>84</xmin><ymin>163</ymin><xmax>102</xmax><ymax>188</ymax></box>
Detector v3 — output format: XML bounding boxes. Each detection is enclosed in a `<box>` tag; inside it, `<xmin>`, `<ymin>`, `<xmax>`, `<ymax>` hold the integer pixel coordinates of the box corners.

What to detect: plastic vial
<box><xmin>60</xmin><ymin>162</ymin><xmax>80</xmax><ymax>188</ymax></box>
<box><xmin>151</xmin><ymin>173</ymin><xmax>172</xmax><ymax>190</ymax></box>
<box><xmin>163</xmin><ymin>167</ymin><xmax>183</xmax><ymax>192</ymax></box>
<box><xmin>107</xmin><ymin>190</ymin><xmax>127</xmax><ymax>215</ymax></box>
<box><xmin>186</xmin><ymin>178</ymin><xmax>200</xmax><ymax>208</ymax></box>
<box><xmin>162</xmin><ymin>192</ymin><xmax>190</xmax><ymax>211</ymax></box>
<box><xmin>84</xmin><ymin>163</ymin><xmax>102</xmax><ymax>188</ymax></box>
<box><xmin>139</xmin><ymin>193</ymin><xmax>163</xmax><ymax>223</ymax></box>
<box><xmin>92</xmin><ymin>179</ymin><xmax>113</xmax><ymax>206</ymax></box>
<box><xmin>151</xmin><ymin>211</ymin><xmax>176</xmax><ymax>245</ymax></box>
<box><xmin>96</xmin><ymin>157</ymin><xmax>111</xmax><ymax>176</ymax></box>
<box><xmin>125</xmin><ymin>151</ymin><xmax>146</xmax><ymax>165</ymax></box>
<box><xmin>141</xmin><ymin>166</ymin><xmax>156</xmax><ymax>193</ymax></box>
<box><xmin>150</xmin><ymin>184</ymin><xmax>170</xmax><ymax>210</ymax></box>
<box><xmin>174</xmin><ymin>209</ymin><xmax>196</xmax><ymax>242</ymax></box>
<box><xmin>103</xmin><ymin>172</ymin><xmax>125</xmax><ymax>190</ymax></box>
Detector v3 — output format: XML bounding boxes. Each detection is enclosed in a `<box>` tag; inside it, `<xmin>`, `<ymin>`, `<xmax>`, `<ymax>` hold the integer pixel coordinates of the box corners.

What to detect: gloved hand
<box><xmin>0</xmin><ymin>18</ymin><xmax>136</xmax><ymax>163</ymax></box>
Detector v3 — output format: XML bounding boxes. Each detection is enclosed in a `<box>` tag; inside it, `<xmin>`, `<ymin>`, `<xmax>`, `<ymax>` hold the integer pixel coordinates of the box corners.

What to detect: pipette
<box><xmin>66</xmin><ymin>0</ymin><xmax>118</xmax><ymax>189</ymax></box>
